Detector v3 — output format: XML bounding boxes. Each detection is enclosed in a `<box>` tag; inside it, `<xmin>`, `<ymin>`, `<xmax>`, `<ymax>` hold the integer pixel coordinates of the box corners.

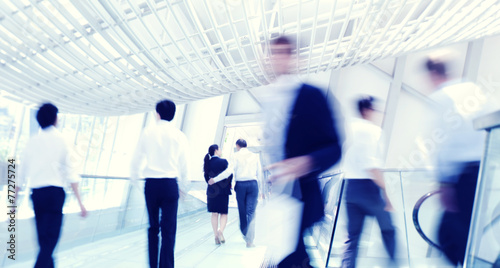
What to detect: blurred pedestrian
<box><xmin>17</xmin><ymin>103</ymin><xmax>87</xmax><ymax>268</ymax></box>
<box><xmin>341</xmin><ymin>96</ymin><xmax>396</xmax><ymax>268</ymax></box>
<box><xmin>130</xmin><ymin>99</ymin><xmax>191</xmax><ymax>268</ymax></box>
<box><xmin>425</xmin><ymin>55</ymin><xmax>494</xmax><ymax>266</ymax></box>
<box><xmin>262</xmin><ymin>36</ymin><xmax>343</xmax><ymax>268</ymax></box>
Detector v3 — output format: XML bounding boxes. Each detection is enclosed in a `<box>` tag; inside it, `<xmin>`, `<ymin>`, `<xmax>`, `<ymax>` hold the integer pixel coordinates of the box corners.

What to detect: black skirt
<box><xmin>207</xmin><ymin>183</ymin><xmax>229</xmax><ymax>214</ymax></box>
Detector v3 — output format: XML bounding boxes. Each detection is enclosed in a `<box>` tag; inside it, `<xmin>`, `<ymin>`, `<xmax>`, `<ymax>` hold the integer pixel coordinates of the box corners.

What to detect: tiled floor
<box><xmin>5</xmin><ymin>208</ymin><xmax>270</xmax><ymax>268</ymax></box>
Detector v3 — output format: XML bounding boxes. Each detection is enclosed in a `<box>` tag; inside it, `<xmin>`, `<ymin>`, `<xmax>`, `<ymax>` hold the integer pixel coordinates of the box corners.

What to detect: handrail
<box><xmin>412</xmin><ymin>190</ymin><xmax>442</xmax><ymax>250</ymax></box>
<box><xmin>80</xmin><ymin>175</ymin><xmax>130</xmax><ymax>180</ymax></box>
<box><xmin>80</xmin><ymin>169</ymin><xmax>434</xmax><ymax>181</ymax></box>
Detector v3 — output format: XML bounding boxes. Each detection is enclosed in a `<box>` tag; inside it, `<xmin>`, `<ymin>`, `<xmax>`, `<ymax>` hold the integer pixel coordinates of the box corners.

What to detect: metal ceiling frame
<box><xmin>0</xmin><ymin>0</ymin><xmax>499</xmax><ymax>115</ymax></box>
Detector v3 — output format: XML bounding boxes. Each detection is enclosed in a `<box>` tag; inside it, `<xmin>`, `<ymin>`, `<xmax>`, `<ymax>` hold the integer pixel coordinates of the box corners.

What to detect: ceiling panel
<box><xmin>0</xmin><ymin>0</ymin><xmax>499</xmax><ymax>115</ymax></box>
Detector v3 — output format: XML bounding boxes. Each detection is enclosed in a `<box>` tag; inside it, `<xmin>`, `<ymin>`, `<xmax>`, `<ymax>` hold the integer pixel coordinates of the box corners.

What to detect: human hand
<box><xmin>208</xmin><ymin>178</ymin><xmax>215</xmax><ymax>185</ymax></box>
<box><xmin>266</xmin><ymin>155</ymin><xmax>313</xmax><ymax>183</ymax></box>
<box><xmin>384</xmin><ymin>200</ymin><xmax>395</xmax><ymax>212</ymax></box>
<box><xmin>80</xmin><ymin>205</ymin><xmax>88</xmax><ymax>218</ymax></box>
<box><xmin>179</xmin><ymin>190</ymin><xmax>187</xmax><ymax>200</ymax></box>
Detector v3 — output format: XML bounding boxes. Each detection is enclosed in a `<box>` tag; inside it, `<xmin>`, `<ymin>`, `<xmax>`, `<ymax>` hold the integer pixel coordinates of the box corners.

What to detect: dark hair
<box><xmin>425</xmin><ymin>58</ymin><xmax>447</xmax><ymax>78</ymax></box>
<box><xmin>235</xmin><ymin>139</ymin><xmax>247</xmax><ymax>148</ymax></box>
<box><xmin>357</xmin><ymin>96</ymin><xmax>375</xmax><ymax>116</ymax></box>
<box><xmin>270</xmin><ymin>36</ymin><xmax>295</xmax><ymax>55</ymax></box>
<box><xmin>36</xmin><ymin>103</ymin><xmax>58</xmax><ymax>129</ymax></box>
<box><xmin>156</xmin><ymin>99</ymin><xmax>176</xmax><ymax>121</ymax></box>
<box><xmin>203</xmin><ymin>144</ymin><xmax>219</xmax><ymax>176</ymax></box>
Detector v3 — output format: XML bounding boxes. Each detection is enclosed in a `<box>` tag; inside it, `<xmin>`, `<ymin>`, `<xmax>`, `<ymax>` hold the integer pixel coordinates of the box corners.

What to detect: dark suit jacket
<box><xmin>204</xmin><ymin>156</ymin><xmax>233</xmax><ymax>196</ymax></box>
<box><xmin>285</xmin><ymin>84</ymin><xmax>342</xmax><ymax>228</ymax></box>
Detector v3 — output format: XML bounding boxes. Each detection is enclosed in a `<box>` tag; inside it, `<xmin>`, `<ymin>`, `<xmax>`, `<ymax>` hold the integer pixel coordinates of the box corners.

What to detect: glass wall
<box><xmin>466</xmin><ymin>126</ymin><xmax>500</xmax><ymax>267</ymax></box>
<box><xmin>312</xmin><ymin>170</ymin><xmax>456</xmax><ymax>268</ymax></box>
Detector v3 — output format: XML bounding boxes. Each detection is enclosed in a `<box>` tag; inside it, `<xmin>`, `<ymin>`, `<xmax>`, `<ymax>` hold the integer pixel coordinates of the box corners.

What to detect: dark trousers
<box><xmin>235</xmin><ymin>180</ymin><xmax>259</xmax><ymax>242</ymax></box>
<box><xmin>277</xmin><ymin>179</ymin><xmax>323</xmax><ymax>268</ymax></box>
<box><xmin>277</xmin><ymin>226</ymin><xmax>312</xmax><ymax>268</ymax></box>
<box><xmin>342</xmin><ymin>179</ymin><xmax>396</xmax><ymax>268</ymax></box>
<box><xmin>438</xmin><ymin>162</ymin><xmax>480</xmax><ymax>266</ymax></box>
<box><xmin>145</xmin><ymin>179</ymin><xmax>179</xmax><ymax>268</ymax></box>
<box><xmin>31</xmin><ymin>186</ymin><xmax>66</xmax><ymax>268</ymax></box>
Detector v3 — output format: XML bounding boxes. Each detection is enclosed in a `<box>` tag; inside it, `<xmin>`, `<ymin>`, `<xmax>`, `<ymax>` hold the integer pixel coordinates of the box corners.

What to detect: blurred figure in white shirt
<box><xmin>130</xmin><ymin>99</ymin><xmax>191</xmax><ymax>268</ymax></box>
<box><xmin>214</xmin><ymin>139</ymin><xmax>262</xmax><ymax>247</ymax></box>
<box><xmin>425</xmin><ymin>55</ymin><xmax>495</xmax><ymax>266</ymax></box>
<box><xmin>341</xmin><ymin>96</ymin><xmax>396</xmax><ymax>268</ymax></box>
<box><xmin>17</xmin><ymin>103</ymin><xmax>87</xmax><ymax>268</ymax></box>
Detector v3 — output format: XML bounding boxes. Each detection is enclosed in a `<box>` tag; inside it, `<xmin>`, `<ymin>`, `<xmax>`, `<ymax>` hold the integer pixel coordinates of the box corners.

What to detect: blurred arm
<box><xmin>178</xmin><ymin>137</ymin><xmax>191</xmax><ymax>196</ymax></box>
<box><xmin>369</xmin><ymin>169</ymin><xmax>393</xmax><ymax>211</ymax></box>
<box><xmin>129</xmin><ymin>134</ymin><xmax>145</xmax><ymax>191</ymax></box>
<box><xmin>71</xmin><ymin>182</ymin><xmax>87</xmax><ymax>217</ymax></box>
<box><xmin>211</xmin><ymin>162</ymin><xmax>234</xmax><ymax>184</ymax></box>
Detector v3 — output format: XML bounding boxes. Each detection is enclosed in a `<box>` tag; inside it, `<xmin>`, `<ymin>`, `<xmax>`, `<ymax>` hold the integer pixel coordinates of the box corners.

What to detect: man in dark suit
<box><xmin>264</xmin><ymin>36</ymin><xmax>343</xmax><ymax>268</ymax></box>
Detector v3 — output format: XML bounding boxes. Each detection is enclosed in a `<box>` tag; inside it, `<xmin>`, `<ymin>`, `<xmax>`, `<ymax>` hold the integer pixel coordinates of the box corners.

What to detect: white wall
<box><xmin>182</xmin><ymin>96</ymin><xmax>225</xmax><ymax>181</ymax></box>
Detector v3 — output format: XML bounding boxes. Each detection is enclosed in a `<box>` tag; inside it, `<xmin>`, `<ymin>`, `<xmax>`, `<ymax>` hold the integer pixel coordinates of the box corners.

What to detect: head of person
<box><xmin>203</xmin><ymin>144</ymin><xmax>220</xmax><ymax>175</ymax></box>
<box><xmin>156</xmin><ymin>99</ymin><xmax>176</xmax><ymax>121</ymax></box>
<box><xmin>36</xmin><ymin>103</ymin><xmax>58</xmax><ymax>129</ymax></box>
<box><xmin>235</xmin><ymin>138</ymin><xmax>247</xmax><ymax>151</ymax></box>
<box><xmin>270</xmin><ymin>35</ymin><xmax>295</xmax><ymax>76</ymax></box>
<box><xmin>357</xmin><ymin>96</ymin><xmax>376</xmax><ymax>121</ymax></box>
<box><xmin>425</xmin><ymin>57</ymin><xmax>449</xmax><ymax>87</ymax></box>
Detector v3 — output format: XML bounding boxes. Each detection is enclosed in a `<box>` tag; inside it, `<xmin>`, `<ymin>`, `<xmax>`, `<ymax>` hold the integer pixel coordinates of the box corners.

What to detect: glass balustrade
<box><xmin>309</xmin><ymin>169</ymin><xmax>456</xmax><ymax>268</ymax></box>
<box><xmin>465</xmin><ymin>112</ymin><xmax>500</xmax><ymax>268</ymax></box>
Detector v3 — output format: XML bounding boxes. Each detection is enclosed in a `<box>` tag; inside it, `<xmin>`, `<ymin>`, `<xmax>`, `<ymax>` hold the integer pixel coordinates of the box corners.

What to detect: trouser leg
<box><xmin>145</xmin><ymin>180</ymin><xmax>161</xmax><ymax>268</ymax></box>
<box><xmin>159</xmin><ymin>180</ymin><xmax>179</xmax><ymax>268</ymax></box>
<box><xmin>235</xmin><ymin>182</ymin><xmax>248</xmax><ymax>237</ymax></box>
<box><xmin>374</xmin><ymin>208</ymin><xmax>396</xmax><ymax>259</ymax></box>
<box><xmin>32</xmin><ymin>187</ymin><xmax>65</xmax><ymax>268</ymax></box>
<box><xmin>245</xmin><ymin>181</ymin><xmax>259</xmax><ymax>243</ymax></box>
<box><xmin>278</xmin><ymin>228</ymin><xmax>312</xmax><ymax>268</ymax></box>
<box><xmin>341</xmin><ymin>202</ymin><xmax>366</xmax><ymax>268</ymax></box>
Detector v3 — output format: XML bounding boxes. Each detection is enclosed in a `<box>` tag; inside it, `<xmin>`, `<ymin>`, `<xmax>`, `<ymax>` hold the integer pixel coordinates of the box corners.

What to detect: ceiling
<box><xmin>0</xmin><ymin>0</ymin><xmax>499</xmax><ymax>115</ymax></box>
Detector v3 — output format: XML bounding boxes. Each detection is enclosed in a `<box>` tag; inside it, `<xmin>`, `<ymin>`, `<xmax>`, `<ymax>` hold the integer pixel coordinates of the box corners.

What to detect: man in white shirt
<box><xmin>232</xmin><ymin>139</ymin><xmax>262</xmax><ymax>247</ymax></box>
<box><xmin>425</xmin><ymin>56</ymin><xmax>494</xmax><ymax>266</ymax></box>
<box><xmin>17</xmin><ymin>103</ymin><xmax>87</xmax><ymax>268</ymax></box>
<box><xmin>209</xmin><ymin>139</ymin><xmax>262</xmax><ymax>247</ymax></box>
<box><xmin>341</xmin><ymin>97</ymin><xmax>395</xmax><ymax>268</ymax></box>
<box><xmin>130</xmin><ymin>99</ymin><xmax>190</xmax><ymax>268</ymax></box>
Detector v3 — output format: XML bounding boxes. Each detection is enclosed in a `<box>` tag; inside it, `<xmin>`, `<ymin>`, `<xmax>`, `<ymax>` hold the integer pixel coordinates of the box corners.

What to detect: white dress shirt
<box><xmin>430</xmin><ymin>81</ymin><xmax>494</xmax><ymax>163</ymax></box>
<box><xmin>259</xmin><ymin>75</ymin><xmax>302</xmax><ymax>164</ymax></box>
<box><xmin>19</xmin><ymin>126</ymin><xmax>80</xmax><ymax>189</ymax></box>
<box><xmin>130</xmin><ymin>120</ymin><xmax>191</xmax><ymax>193</ymax></box>
<box><xmin>342</xmin><ymin>118</ymin><xmax>384</xmax><ymax>179</ymax></box>
<box><xmin>429</xmin><ymin>80</ymin><xmax>496</xmax><ymax>183</ymax></box>
<box><xmin>212</xmin><ymin>148</ymin><xmax>262</xmax><ymax>184</ymax></box>
<box><xmin>233</xmin><ymin>148</ymin><xmax>262</xmax><ymax>182</ymax></box>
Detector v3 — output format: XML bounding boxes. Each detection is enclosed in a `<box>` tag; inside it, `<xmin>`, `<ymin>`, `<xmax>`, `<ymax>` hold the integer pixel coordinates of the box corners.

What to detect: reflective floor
<box><xmin>5</xmin><ymin>208</ymin><xmax>272</xmax><ymax>268</ymax></box>
<box><xmin>0</xmin><ymin>175</ymin><xmax>465</xmax><ymax>268</ymax></box>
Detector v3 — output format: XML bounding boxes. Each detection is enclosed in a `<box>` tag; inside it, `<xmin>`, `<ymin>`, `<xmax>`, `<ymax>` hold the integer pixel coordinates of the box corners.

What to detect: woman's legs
<box><xmin>219</xmin><ymin>214</ymin><xmax>228</xmax><ymax>234</ymax></box>
<box><xmin>211</xmin><ymin>213</ymin><xmax>220</xmax><ymax>244</ymax></box>
<box><xmin>218</xmin><ymin>214</ymin><xmax>228</xmax><ymax>243</ymax></box>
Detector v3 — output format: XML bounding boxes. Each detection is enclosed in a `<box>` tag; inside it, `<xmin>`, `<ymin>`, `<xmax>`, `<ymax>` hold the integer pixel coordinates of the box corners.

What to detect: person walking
<box><xmin>17</xmin><ymin>103</ymin><xmax>87</xmax><ymax>268</ymax></box>
<box><xmin>425</xmin><ymin>55</ymin><xmax>494</xmax><ymax>266</ymax></box>
<box><xmin>130</xmin><ymin>99</ymin><xmax>191</xmax><ymax>268</ymax></box>
<box><xmin>213</xmin><ymin>139</ymin><xmax>262</xmax><ymax>247</ymax></box>
<box><xmin>261</xmin><ymin>36</ymin><xmax>343</xmax><ymax>268</ymax></box>
<box><xmin>204</xmin><ymin>144</ymin><xmax>233</xmax><ymax>245</ymax></box>
<box><xmin>341</xmin><ymin>96</ymin><xmax>396</xmax><ymax>268</ymax></box>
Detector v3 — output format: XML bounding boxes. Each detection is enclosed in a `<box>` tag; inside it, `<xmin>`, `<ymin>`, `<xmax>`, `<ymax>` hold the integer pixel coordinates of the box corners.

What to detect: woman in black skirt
<box><xmin>203</xmin><ymin>144</ymin><xmax>233</xmax><ymax>245</ymax></box>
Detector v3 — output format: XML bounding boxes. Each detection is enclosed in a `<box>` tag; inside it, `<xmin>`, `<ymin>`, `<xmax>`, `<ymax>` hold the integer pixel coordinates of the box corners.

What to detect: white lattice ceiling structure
<box><xmin>0</xmin><ymin>0</ymin><xmax>499</xmax><ymax>115</ymax></box>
